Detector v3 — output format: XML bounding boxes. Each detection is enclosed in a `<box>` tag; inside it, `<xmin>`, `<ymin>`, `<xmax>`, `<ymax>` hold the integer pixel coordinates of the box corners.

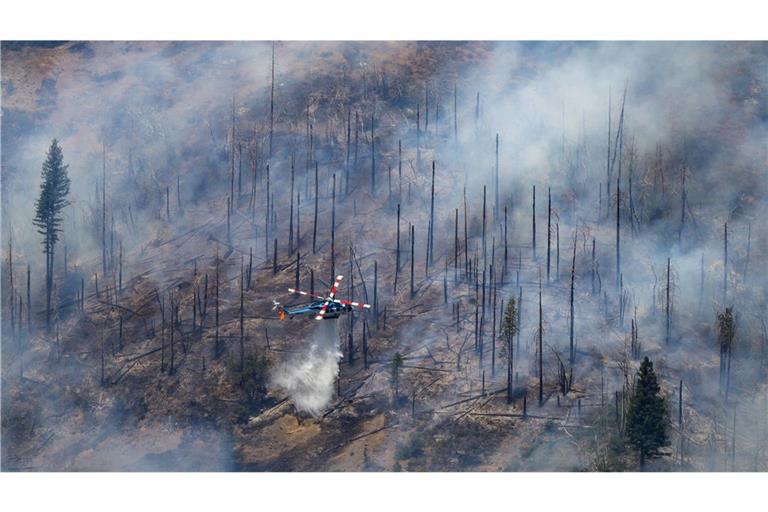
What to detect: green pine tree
<box><xmin>625</xmin><ymin>356</ymin><xmax>669</xmax><ymax>468</ymax></box>
<box><xmin>33</xmin><ymin>139</ymin><xmax>71</xmax><ymax>329</ymax></box>
<box><xmin>500</xmin><ymin>298</ymin><xmax>518</xmax><ymax>403</ymax></box>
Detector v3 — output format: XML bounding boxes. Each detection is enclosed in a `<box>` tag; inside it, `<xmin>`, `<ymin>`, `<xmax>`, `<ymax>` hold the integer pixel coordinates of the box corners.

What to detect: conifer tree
<box><xmin>717</xmin><ymin>307</ymin><xmax>736</xmax><ymax>397</ymax></box>
<box><xmin>500</xmin><ymin>298</ymin><xmax>518</xmax><ymax>403</ymax></box>
<box><xmin>33</xmin><ymin>139</ymin><xmax>71</xmax><ymax>329</ymax></box>
<box><xmin>626</xmin><ymin>357</ymin><xmax>669</xmax><ymax>468</ymax></box>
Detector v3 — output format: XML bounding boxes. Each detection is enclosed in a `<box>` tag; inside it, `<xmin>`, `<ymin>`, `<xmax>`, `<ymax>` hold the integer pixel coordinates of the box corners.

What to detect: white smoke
<box><xmin>270</xmin><ymin>321</ymin><xmax>342</xmax><ymax>417</ymax></box>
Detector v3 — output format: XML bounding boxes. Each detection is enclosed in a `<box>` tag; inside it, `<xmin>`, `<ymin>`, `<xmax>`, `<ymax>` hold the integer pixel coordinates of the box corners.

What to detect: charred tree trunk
<box><xmin>503</xmin><ymin>206</ymin><xmax>508</xmax><ymax>283</ymax></box>
<box><xmin>331</xmin><ymin>173</ymin><xmax>336</xmax><ymax>279</ymax></box>
<box><xmin>289</xmin><ymin>156</ymin><xmax>295</xmax><ymax>254</ymax></box>
<box><xmin>26</xmin><ymin>265</ymin><xmax>31</xmax><ymax>331</ymax></box>
<box><xmin>547</xmin><ymin>187</ymin><xmax>551</xmax><ymax>283</ymax></box>
<box><xmin>226</xmin><ymin>196</ymin><xmax>231</xmax><ymax>243</ymax></box>
<box><xmin>744</xmin><ymin>222</ymin><xmax>751</xmax><ymax>280</ymax></box>
<box><xmin>8</xmin><ymin>237</ymin><xmax>14</xmax><ymax>334</ymax></box>
<box><xmin>240</xmin><ymin>259</ymin><xmax>245</xmax><ymax>372</ymax></box>
<box><xmin>237</xmin><ymin>143</ymin><xmax>242</xmax><ymax>206</ymax></box>
<box><xmin>373</xmin><ymin>260</ymin><xmax>378</xmax><ymax>326</ymax></box>
<box><xmin>517</xmin><ymin>286</ymin><xmax>522</xmax><ymax>356</ymax></box>
<box><xmin>398</xmin><ymin>140</ymin><xmax>403</xmax><ymax>205</ymax></box>
<box><xmin>482</xmin><ymin>186</ymin><xmax>487</xmax><ymax>273</ymax></box>
<box><xmin>491</xmin><ymin>265</ymin><xmax>497</xmax><ymax>377</ymax></box>
<box><xmin>453</xmin><ymin>82</ymin><xmax>458</xmax><ymax>141</ymax></box>
<box><xmin>723</xmin><ymin>222</ymin><xmax>728</xmax><ymax>305</ymax></box>
<box><xmin>569</xmin><ymin>231</ymin><xmax>577</xmax><ymax>366</ymax></box>
<box><xmin>463</xmin><ymin>187</ymin><xmax>469</xmax><ymax>278</ymax></box>
<box><xmin>616</xmin><ymin>175</ymin><xmax>621</xmax><ymax>288</ymax></box>
<box><xmin>362</xmin><ymin>319</ymin><xmax>369</xmax><ymax>369</ymax></box>
<box><xmin>169</xmin><ymin>292</ymin><xmax>175</xmax><ymax>375</ymax></box>
<box><xmin>591</xmin><ymin>238</ymin><xmax>596</xmax><ymax>295</ymax></box>
<box><xmin>102</xmin><ymin>144</ymin><xmax>107</xmax><ymax>275</ymax></box>
<box><xmin>353</xmin><ymin>111</ymin><xmax>359</xmax><ymax>186</ymax></box>
<box><xmin>532</xmin><ymin>185</ymin><xmax>537</xmax><ymax>260</ymax></box>
<box><xmin>269</xmin><ymin>42</ymin><xmax>275</xmax><ymax>158</ymax></box>
<box><xmin>416</xmin><ymin>103</ymin><xmax>421</xmax><ymax>167</ymax></box>
<box><xmin>444</xmin><ymin>260</ymin><xmax>448</xmax><ymax>305</ymax></box>
<box><xmin>118</xmin><ymin>241</ymin><xmax>123</xmax><ymax>294</ymax></box>
<box><xmin>230</xmin><ymin>96</ymin><xmax>236</xmax><ymax>211</ymax></box>
<box><xmin>347</xmin><ymin>245</ymin><xmax>354</xmax><ymax>364</ymax></box>
<box><xmin>265</xmin><ymin>164</ymin><xmax>270</xmax><ymax>259</ymax></box>
<box><xmin>394</xmin><ymin>203</ymin><xmax>401</xmax><ymax>294</ymax></box>
<box><xmin>345</xmin><ymin>108</ymin><xmax>351</xmax><ymax>196</ymax></box>
<box><xmin>273</xmin><ymin>238</ymin><xmax>278</xmax><ymax>275</ymax></box>
<box><xmin>556</xmin><ymin>223</ymin><xmax>560</xmax><ymax>281</ymax></box>
<box><xmin>454</xmin><ymin>208</ymin><xmax>459</xmax><ymax>284</ymax></box>
<box><xmin>215</xmin><ymin>258</ymin><xmax>220</xmax><ymax>358</ymax></box>
<box><xmin>538</xmin><ymin>271</ymin><xmax>544</xmax><ymax>406</ymax></box>
<box><xmin>313</xmin><ymin>162</ymin><xmax>319</xmax><ymax>253</ymax></box>
<box><xmin>428</xmin><ymin>161</ymin><xmax>436</xmax><ymax>269</ymax></box>
<box><xmin>495</xmin><ymin>133</ymin><xmax>500</xmax><ymax>219</ymax></box>
<box><xmin>295</xmin><ymin>191</ymin><xmax>301</xmax><ymax>251</ymax></box>
<box><xmin>666</xmin><ymin>257</ymin><xmax>672</xmax><ymax>345</ymax></box>
<box><xmin>410</xmin><ymin>225</ymin><xmax>415</xmax><ymax>298</ymax></box>
<box><xmin>606</xmin><ymin>88</ymin><xmax>612</xmax><ymax>214</ymax></box>
<box><xmin>370</xmin><ymin>113</ymin><xmax>376</xmax><ymax>195</ymax></box>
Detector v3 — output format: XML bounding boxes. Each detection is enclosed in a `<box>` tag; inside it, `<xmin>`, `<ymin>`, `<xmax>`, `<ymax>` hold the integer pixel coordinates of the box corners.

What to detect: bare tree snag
<box><xmin>102</xmin><ymin>144</ymin><xmax>107</xmax><ymax>275</ymax></box>
<box><xmin>215</xmin><ymin>257</ymin><xmax>220</xmax><ymax>358</ymax></box>
<box><xmin>443</xmin><ymin>260</ymin><xmax>448</xmax><ymax>305</ymax></box>
<box><xmin>538</xmin><ymin>269</ymin><xmax>543</xmax><ymax>406</ymax></box>
<box><xmin>453</xmin><ymin>82</ymin><xmax>458</xmax><ymax>141</ymax></box>
<box><xmin>398</xmin><ymin>140</ymin><xmax>402</xmax><ymax>204</ymax></box>
<box><xmin>370</xmin><ymin>112</ymin><xmax>376</xmax><ymax>195</ymax></box>
<box><xmin>547</xmin><ymin>187</ymin><xmax>551</xmax><ymax>283</ymax></box>
<box><xmin>556</xmin><ymin>223</ymin><xmax>560</xmax><ymax>281</ymax></box>
<box><xmin>569</xmin><ymin>231</ymin><xmax>577</xmax><ymax>365</ymax></box>
<box><xmin>394</xmin><ymin>203</ymin><xmax>401</xmax><ymax>294</ymax></box>
<box><xmin>532</xmin><ymin>185</ymin><xmax>537</xmax><ymax>260</ymax></box>
<box><xmin>591</xmin><ymin>238</ymin><xmax>596</xmax><ymax>295</ymax></box>
<box><xmin>331</xmin><ymin>173</ymin><xmax>336</xmax><ymax>279</ymax></box>
<box><xmin>410</xmin><ymin>225</ymin><xmax>415</xmax><ymax>298</ymax></box>
<box><xmin>495</xmin><ymin>133</ymin><xmax>499</xmax><ymax>219</ymax></box>
<box><xmin>723</xmin><ymin>222</ymin><xmax>728</xmax><ymax>305</ymax></box>
<box><xmin>289</xmin><ymin>156</ymin><xmax>295</xmax><ymax>254</ymax></box>
<box><xmin>428</xmin><ymin>160</ymin><xmax>436</xmax><ymax>269</ymax></box>
<box><xmin>269</xmin><ymin>42</ymin><xmax>275</xmax><ymax>158</ymax></box>
<box><xmin>345</xmin><ymin>109</ymin><xmax>351</xmax><ymax>196</ymax></box>
<box><xmin>240</xmin><ymin>258</ymin><xmax>245</xmax><ymax>372</ymax></box>
<box><xmin>169</xmin><ymin>291</ymin><xmax>175</xmax><ymax>374</ymax></box>
<box><xmin>231</xmin><ymin>95</ymin><xmax>236</xmax><ymax>210</ymax></box>
<box><xmin>666</xmin><ymin>257</ymin><xmax>672</xmax><ymax>345</ymax></box>
<box><xmin>482</xmin><ymin>185</ymin><xmax>487</xmax><ymax>272</ymax></box>
<box><xmin>463</xmin><ymin>187</ymin><xmax>469</xmax><ymax>277</ymax></box>
<box><xmin>313</xmin><ymin>162</ymin><xmax>319</xmax><ymax>253</ymax></box>
<box><xmin>26</xmin><ymin>265</ymin><xmax>31</xmax><ymax>331</ymax></box>
<box><xmin>416</xmin><ymin>103</ymin><xmax>421</xmax><ymax>167</ymax></box>
<box><xmin>503</xmin><ymin>206</ymin><xmax>508</xmax><ymax>283</ymax></box>
<box><xmin>454</xmin><ymin>207</ymin><xmax>459</xmax><ymax>284</ymax></box>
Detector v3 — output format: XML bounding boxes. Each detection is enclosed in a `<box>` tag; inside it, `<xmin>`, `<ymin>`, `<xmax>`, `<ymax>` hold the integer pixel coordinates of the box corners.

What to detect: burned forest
<box><xmin>1</xmin><ymin>41</ymin><xmax>767</xmax><ymax>471</ymax></box>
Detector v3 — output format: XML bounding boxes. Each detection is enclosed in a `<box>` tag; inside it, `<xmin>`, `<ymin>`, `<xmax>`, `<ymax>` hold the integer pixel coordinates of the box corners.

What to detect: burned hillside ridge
<box><xmin>1</xmin><ymin>41</ymin><xmax>767</xmax><ymax>471</ymax></box>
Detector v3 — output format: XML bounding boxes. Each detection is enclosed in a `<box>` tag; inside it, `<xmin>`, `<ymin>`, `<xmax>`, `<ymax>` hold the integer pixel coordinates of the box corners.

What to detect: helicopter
<box><xmin>272</xmin><ymin>274</ymin><xmax>371</xmax><ymax>320</ymax></box>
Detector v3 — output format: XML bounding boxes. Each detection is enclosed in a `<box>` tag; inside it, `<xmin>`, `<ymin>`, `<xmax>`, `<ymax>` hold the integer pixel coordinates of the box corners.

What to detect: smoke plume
<box><xmin>270</xmin><ymin>320</ymin><xmax>342</xmax><ymax>417</ymax></box>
